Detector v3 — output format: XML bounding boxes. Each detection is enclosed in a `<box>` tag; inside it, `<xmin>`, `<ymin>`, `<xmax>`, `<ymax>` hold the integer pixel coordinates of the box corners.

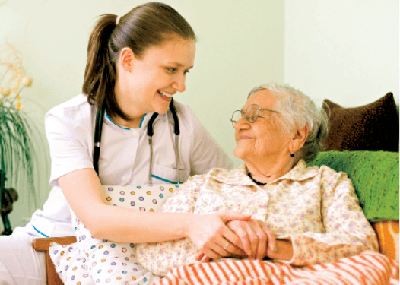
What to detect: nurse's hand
<box><xmin>187</xmin><ymin>212</ymin><xmax>251</xmax><ymax>260</ymax></box>
<box><xmin>227</xmin><ymin>219</ymin><xmax>277</xmax><ymax>260</ymax></box>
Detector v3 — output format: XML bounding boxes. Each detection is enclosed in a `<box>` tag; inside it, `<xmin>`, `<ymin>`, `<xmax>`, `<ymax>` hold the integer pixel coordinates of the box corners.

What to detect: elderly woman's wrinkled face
<box><xmin>233</xmin><ymin>90</ymin><xmax>292</xmax><ymax>163</ymax></box>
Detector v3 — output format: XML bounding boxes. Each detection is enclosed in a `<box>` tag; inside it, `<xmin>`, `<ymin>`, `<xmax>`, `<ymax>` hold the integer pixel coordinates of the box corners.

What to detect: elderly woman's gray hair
<box><xmin>248</xmin><ymin>83</ymin><xmax>329</xmax><ymax>163</ymax></box>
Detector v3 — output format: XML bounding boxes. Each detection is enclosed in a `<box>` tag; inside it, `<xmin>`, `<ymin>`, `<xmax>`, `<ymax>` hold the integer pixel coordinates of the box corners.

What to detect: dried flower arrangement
<box><xmin>0</xmin><ymin>43</ymin><xmax>33</xmax><ymax>109</ymax></box>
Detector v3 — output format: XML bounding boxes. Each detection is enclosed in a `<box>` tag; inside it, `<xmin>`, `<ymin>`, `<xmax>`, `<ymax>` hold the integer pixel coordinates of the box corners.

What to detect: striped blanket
<box><xmin>156</xmin><ymin>251</ymin><xmax>399</xmax><ymax>285</ymax></box>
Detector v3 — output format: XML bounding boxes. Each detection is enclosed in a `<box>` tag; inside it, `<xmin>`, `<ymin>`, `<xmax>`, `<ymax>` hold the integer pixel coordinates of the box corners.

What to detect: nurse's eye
<box><xmin>166</xmin><ymin>67</ymin><xmax>177</xmax><ymax>73</ymax></box>
<box><xmin>184</xmin><ymin>69</ymin><xmax>190</xmax><ymax>75</ymax></box>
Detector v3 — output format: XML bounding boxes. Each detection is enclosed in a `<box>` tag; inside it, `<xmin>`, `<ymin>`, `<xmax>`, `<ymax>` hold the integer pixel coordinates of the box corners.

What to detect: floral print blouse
<box><xmin>136</xmin><ymin>160</ymin><xmax>378</xmax><ymax>275</ymax></box>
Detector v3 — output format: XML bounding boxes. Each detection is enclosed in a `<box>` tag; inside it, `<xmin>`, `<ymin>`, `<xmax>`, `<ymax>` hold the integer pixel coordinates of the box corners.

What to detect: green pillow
<box><xmin>307</xmin><ymin>150</ymin><xmax>399</xmax><ymax>222</ymax></box>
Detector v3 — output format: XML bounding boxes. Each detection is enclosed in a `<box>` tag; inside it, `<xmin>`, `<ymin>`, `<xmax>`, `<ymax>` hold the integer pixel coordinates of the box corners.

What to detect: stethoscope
<box><xmin>93</xmin><ymin>99</ymin><xmax>181</xmax><ymax>185</ymax></box>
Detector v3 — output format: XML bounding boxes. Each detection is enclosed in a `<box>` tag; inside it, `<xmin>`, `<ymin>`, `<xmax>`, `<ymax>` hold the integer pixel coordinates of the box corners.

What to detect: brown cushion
<box><xmin>323</xmin><ymin>92</ymin><xmax>399</xmax><ymax>151</ymax></box>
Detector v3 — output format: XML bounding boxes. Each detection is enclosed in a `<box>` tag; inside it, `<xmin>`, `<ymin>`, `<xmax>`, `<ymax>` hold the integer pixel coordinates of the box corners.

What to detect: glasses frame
<box><xmin>230</xmin><ymin>104</ymin><xmax>279</xmax><ymax>126</ymax></box>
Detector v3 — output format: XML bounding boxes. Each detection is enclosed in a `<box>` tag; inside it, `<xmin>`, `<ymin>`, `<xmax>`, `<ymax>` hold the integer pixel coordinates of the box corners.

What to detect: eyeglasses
<box><xmin>230</xmin><ymin>104</ymin><xmax>279</xmax><ymax>126</ymax></box>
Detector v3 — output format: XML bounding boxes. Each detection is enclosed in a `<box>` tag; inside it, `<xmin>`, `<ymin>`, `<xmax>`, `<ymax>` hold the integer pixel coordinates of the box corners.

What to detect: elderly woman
<box><xmin>138</xmin><ymin>83</ymin><xmax>379</xmax><ymax>276</ymax></box>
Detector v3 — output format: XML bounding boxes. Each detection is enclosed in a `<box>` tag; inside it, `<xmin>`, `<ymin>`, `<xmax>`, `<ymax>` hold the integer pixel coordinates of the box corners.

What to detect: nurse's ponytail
<box><xmin>82</xmin><ymin>2</ymin><xmax>196</xmax><ymax>121</ymax></box>
<box><xmin>82</xmin><ymin>14</ymin><xmax>117</xmax><ymax>113</ymax></box>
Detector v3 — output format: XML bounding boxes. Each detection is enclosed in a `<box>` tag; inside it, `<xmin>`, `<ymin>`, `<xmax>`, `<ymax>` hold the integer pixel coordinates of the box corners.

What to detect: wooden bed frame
<box><xmin>32</xmin><ymin>236</ymin><xmax>77</xmax><ymax>285</ymax></box>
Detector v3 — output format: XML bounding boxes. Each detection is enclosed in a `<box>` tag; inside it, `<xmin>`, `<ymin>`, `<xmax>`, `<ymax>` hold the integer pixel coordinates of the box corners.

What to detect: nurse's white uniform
<box><xmin>0</xmin><ymin>94</ymin><xmax>232</xmax><ymax>285</ymax></box>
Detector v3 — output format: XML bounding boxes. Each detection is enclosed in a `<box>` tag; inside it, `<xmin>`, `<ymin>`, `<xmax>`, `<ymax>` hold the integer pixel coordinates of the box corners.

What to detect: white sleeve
<box><xmin>183</xmin><ymin>106</ymin><xmax>233</xmax><ymax>175</ymax></box>
<box><xmin>45</xmin><ymin>106</ymin><xmax>94</xmax><ymax>186</ymax></box>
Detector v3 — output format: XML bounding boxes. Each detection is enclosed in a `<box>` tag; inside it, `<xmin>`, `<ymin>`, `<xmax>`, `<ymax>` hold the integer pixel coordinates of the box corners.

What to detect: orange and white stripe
<box><xmin>156</xmin><ymin>251</ymin><xmax>399</xmax><ymax>285</ymax></box>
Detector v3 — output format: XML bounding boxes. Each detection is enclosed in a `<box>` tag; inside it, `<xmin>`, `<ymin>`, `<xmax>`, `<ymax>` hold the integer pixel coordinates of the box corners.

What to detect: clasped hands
<box><xmin>190</xmin><ymin>212</ymin><xmax>277</xmax><ymax>263</ymax></box>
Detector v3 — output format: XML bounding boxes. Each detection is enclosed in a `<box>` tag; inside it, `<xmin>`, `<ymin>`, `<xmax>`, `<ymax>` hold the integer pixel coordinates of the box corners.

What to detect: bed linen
<box><xmin>156</xmin><ymin>251</ymin><xmax>399</xmax><ymax>285</ymax></box>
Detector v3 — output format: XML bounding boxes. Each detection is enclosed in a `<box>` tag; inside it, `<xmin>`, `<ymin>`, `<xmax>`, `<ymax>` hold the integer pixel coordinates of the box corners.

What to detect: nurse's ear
<box><xmin>118</xmin><ymin>47</ymin><xmax>135</xmax><ymax>72</ymax></box>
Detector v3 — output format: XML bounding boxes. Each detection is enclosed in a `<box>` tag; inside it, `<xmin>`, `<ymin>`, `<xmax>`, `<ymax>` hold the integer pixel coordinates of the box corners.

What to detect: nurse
<box><xmin>0</xmin><ymin>2</ymin><xmax>250</xmax><ymax>284</ymax></box>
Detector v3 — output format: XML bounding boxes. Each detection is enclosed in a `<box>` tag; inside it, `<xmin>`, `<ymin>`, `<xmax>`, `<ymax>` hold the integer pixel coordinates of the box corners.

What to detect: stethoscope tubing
<box><xmin>93</xmin><ymin>99</ymin><xmax>180</xmax><ymax>185</ymax></box>
<box><xmin>93</xmin><ymin>104</ymin><xmax>106</xmax><ymax>175</ymax></box>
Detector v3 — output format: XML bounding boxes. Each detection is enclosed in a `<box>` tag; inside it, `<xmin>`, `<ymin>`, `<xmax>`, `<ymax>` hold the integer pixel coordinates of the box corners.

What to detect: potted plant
<box><xmin>0</xmin><ymin>42</ymin><xmax>44</xmax><ymax>235</ymax></box>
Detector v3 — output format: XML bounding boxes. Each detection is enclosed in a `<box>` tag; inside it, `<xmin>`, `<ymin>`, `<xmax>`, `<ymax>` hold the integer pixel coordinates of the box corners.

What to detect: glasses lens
<box><xmin>245</xmin><ymin>104</ymin><xmax>259</xmax><ymax>123</ymax></box>
<box><xmin>231</xmin><ymin>110</ymin><xmax>242</xmax><ymax>125</ymax></box>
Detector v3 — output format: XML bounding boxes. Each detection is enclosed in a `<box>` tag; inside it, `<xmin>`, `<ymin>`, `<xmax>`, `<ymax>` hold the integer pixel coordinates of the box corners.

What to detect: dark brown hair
<box><xmin>82</xmin><ymin>2</ymin><xmax>196</xmax><ymax>121</ymax></box>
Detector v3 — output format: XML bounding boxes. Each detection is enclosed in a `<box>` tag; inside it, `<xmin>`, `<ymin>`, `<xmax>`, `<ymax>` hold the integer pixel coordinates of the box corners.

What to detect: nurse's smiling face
<box><xmin>115</xmin><ymin>36</ymin><xmax>195</xmax><ymax>127</ymax></box>
<box><xmin>233</xmin><ymin>90</ymin><xmax>293</xmax><ymax>164</ymax></box>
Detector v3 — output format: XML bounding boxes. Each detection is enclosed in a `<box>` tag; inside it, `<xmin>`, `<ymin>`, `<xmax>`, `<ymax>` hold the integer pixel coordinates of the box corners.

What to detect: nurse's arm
<box><xmin>59</xmin><ymin>168</ymin><xmax>250</xmax><ymax>253</ymax></box>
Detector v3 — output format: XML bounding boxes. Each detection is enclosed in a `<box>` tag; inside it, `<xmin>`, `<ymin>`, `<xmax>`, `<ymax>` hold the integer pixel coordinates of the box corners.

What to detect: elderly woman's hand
<box><xmin>227</xmin><ymin>219</ymin><xmax>277</xmax><ymax>260</ymax></box>
<box><xmin>188</xmin><ymin>212</ymin><xmax>250</xmax><ymax>261</ymax></box>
